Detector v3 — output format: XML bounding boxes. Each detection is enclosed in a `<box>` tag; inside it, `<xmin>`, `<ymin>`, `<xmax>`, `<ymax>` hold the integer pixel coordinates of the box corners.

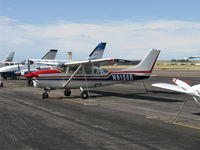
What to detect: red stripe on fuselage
<box><xmin>33</xmin><ymin>70</ymin><xmax>151</xmax><ymax>79</ymax></box>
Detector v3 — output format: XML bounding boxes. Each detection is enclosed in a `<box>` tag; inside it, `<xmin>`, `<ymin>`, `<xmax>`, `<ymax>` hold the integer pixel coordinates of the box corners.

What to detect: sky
<box><xmin>1</xmin><ymin>0</ymin><xmax>200</xmax><ymax>61</ymax></box>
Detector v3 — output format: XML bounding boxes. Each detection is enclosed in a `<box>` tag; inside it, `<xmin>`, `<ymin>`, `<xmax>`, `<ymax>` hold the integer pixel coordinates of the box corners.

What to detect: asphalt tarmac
<box><xmin>0</xmin><ymin>70</ymin><xmax>200</xmax><ymax>150</ymax></box>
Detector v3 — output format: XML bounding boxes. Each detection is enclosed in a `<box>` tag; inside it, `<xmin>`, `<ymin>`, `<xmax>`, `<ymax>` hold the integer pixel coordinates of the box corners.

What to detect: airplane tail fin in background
<box><xmin>3</xmin><ymin>51</ymin><xmax>15</xmax><ymax>62</ymax></box>
<box><xmin>42</xmin><ymin>49</ymin><xmax>58</xmax><ymax>60</ymax></box>
<box><xmin>89</xmin><ymin>42</ymin><xmax>106</xmax><ymax>60</ymax></box>
<box><xmin>123</xmin><ymin>49</ymin><xmax>160</xmax><ymax>73</ymax></box>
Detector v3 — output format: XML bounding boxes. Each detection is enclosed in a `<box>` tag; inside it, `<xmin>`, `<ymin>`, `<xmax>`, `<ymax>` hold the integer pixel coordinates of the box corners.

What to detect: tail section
<box><xmin>88</xmin><ymin>42</ymin><xmax>106</xmax><ymax>60</ymax></box>
<box><xmin>172</xmin><ymin>78</ymin><xmax>191</xmax><ymax>90</ymax></box>
<box><xmin>3</xmin><ymin>51</ymin><xmax>15</xmax><ymax>62</ymax></box>
<box><xmin>42</xmin><ymin>49</ymin><xmax>58</xmax><ymax>60</ymax></box>
<box><xmin>123</xmin><ymin>49</ymin><xmax>160</xmax><ymax>73</ymax></box>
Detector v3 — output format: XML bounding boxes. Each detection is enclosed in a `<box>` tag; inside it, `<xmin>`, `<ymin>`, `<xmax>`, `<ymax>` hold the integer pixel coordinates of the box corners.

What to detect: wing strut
<box><xmin>63</xmin><ymin>64</ymin><xmax>82</xmax><ymax>88</ymax></box>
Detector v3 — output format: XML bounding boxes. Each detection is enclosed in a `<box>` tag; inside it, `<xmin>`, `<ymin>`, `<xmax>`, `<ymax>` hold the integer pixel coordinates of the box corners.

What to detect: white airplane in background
<box><xmin>24</xmin><ymin>49</ymin><xmax>160</xmax><ymax>99</ymax></box>
<box><xmin>0</xmin><ymin>52</ymin><xmax>18</xmax><ymax>68</ymax></box>
<box><xmin>3</xmin><ymin>51</ymin><xmax>15</xmax><ymax>62</ymax></box>
<box><xmin>19</xmin><ymin>42</ymin><xmax>107</xmax><ymax>77</ymax></box>
<box><xmin>35</xmin><ymin>42</ymin><xmax>107</xmax><ymax>67</ymax></box>
<box><xmin>152</xmin><ymin>78</ymin><xmax>200</xmax><ymax>104</ymax></box>
<box><xmin>0</xmin><ymin>49</ymin><xmax>58</xmax><ymax>79</ymax></box>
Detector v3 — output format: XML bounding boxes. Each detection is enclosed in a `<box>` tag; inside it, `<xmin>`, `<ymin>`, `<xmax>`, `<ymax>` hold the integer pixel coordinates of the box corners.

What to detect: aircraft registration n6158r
<box><xmin>25</xmin><ymin>49</ymin><xmax>160</xmax><ymax>99</ymax></box>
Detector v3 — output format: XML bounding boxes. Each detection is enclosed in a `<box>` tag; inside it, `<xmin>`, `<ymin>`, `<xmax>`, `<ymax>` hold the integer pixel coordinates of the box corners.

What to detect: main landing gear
<box><xmin>80</xmin><ymin>87</ymin><xmax>89</xmax><ymax>99</ymax></box>
<box><xmin>64</xmin><ymin>89</ymin><xmax>71</xmax><ymax>96</ymax></box>
<box><xmin>42</xmin><ymin>88</ymin><xmax>89</xmax><ymax>99</ymax></box>
<box><xmin>81</xmin><ymin>91</ymin><xmax>89</xmax><ymax>99</ymax></box>
<box><xmin>64</xmin><ymin>88</ymin><xmax>89</xmax><ymax>99</ymax></box>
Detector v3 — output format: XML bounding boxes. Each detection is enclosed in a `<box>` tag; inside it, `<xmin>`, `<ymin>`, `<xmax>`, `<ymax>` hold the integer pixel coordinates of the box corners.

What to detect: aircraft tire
<box><xmin>81</xmin><ymin>91</ymin><xmax>89</xmax><ymax>99</ymax></box>
<box><xmin>28</xmin><ymin>79</ymin><xmax>33</xmax><ymax>85</ymax></box>
<box><xmin>0</xmin><ymin>82</ymin><xmax>3</xmax><ymax>87</ymax></box>
<box><xmin>64</xmin><ymin>89</ymin><xmax>71</xmax><ymax>96</ymax></box>
<box><xmin>42</xmin><ymin>92</ymin><xmax>49</xmax><ymax>99</ymax></box>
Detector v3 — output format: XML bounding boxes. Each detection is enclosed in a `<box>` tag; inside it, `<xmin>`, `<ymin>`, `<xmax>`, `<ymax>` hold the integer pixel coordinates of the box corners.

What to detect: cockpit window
<box><xmin>83</xmin><ymin>67</ymin><xmax>92</xmax><ymax>74</ymax></box>
<box><xmin>102</xmin><ymin>69</ymin><xmax>108</xmax><ymax>74</ymax></box>
<box><xmin>65</xmin><ymin>66</ymin><xmax>109</xmax><ymax>75</ymax></box>
<box><xmin>93</xmin><ymin>68</ymin><xmax>101</xmax><ymax>74</ymax></box>
<box><xmin>68</xmin><ymin>66</ymin><xmax>83</xmax><ymax>74</ymax></box>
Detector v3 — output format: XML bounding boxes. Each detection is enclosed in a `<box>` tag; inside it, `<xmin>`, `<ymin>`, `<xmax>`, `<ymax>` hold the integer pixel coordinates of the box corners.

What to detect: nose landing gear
<box><xmin>42</xmin><ymin>88</ymin><xmax>51</xmax><ymax>99</ymax></box>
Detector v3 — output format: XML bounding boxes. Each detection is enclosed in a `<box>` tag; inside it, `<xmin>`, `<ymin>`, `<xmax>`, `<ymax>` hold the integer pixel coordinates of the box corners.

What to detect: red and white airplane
<box><xmin>152</xmin><ymin>78</ymin><xmax>200</xmax><ymax>104</ymax></box>
<box><xmin>25</xmin><ymin>49</ymin><xmax>160</xmax><ymax>99</ymax></box>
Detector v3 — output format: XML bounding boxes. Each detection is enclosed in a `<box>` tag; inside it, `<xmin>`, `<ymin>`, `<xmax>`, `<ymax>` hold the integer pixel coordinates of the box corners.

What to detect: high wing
<box><xmin>36</xmin><ymin>58</ymin><xmax>133</xmax><ymax>66</ymax></box>
<box><xmin>63</xmin><ymin>58</ymin><xmax>116</xmax><ymax>66</ymax></box>
<box><xmin>36</xmin><ymin>61</ymin><xmax>62</xmax><ymax>66</ymax></box>
<box><xmin>152</xmin><ymin>83</ymin><xmax>187</xmax><ymax>93</ymax></box>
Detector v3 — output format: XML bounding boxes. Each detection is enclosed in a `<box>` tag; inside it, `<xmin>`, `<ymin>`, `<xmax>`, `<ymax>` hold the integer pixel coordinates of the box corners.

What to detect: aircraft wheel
<box><xmin>28</xmin><ymin>79</ymin><xmax>33</xmax><ymax>85</ymax></box>
<box><xmin>81</xmin><ymin>91</ymin><xmax>89</xmax><ymax>99</ymax></box>
<box><xmin>42</xmin><ymin>92</ymin><xmax>49</xmax><ymax>99</ymax></box>
<box><xmin>64</xmin><ymin>89</ymin><xmax>71</xmax><ymax>96</ymax></box>
<box><xmin>0</xmin><ymin>82</ymin><xmax>3</xmax><ymax>87</ymax></box>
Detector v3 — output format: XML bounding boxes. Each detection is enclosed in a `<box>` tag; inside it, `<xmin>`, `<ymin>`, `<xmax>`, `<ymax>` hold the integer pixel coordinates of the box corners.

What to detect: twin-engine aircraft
<box><xmin>25</xmin><ymin>49</ymin><xmax>160</xmax><ymax>99</ymax></box>
<box><xmin>152</xmin><ymin>78</ymin><xmax>200</xmax><ymax>104</ymax></box>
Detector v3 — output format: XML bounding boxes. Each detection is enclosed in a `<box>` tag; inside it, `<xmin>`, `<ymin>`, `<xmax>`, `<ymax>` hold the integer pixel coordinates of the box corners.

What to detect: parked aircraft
<box><xmin>24</xmin><ymin>42</ymin><xmax>106</xmax><ymax>85</ymax></box>
<box><xmin>35</xmin><ymin>42</ymin><xmax>107</xmax><ymax>67</ymax></box>
<box><xmin>0</xmin><ymin>49</ymin><xmax>58</xmax><ymax>79</ymax></box>
<box><xmin>25</xmin><ymin>49</ymin><xmax>160</xmax><ymax>99</ymax></box>
<box><xmin>152</xmin><ymin>78</ymin><xmax>200</xmax><ymax>104</ymax></box>
<box><xmin>0</xmin><ymin>52</ymin><xmax>18</xmax><ymax>68</ymax></box>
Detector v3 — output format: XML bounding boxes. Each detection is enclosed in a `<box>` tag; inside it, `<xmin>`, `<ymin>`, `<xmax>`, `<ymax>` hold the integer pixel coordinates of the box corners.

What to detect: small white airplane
<box><xmin>0</xmin><ymin>52</ymin><xmax>18</xmax><ymax>68</ymax></box>
<box><xmin>0</xmin><ymin>49</ymin><xmax>58</xmax><ymax>79</ymax></box>
<box><xmin>152</xmin><ymin>78</ymin><xmax>200</xmax><ymax>104</ymax></box>
<box><xmin>24</xmin><ymin>49</ymin><xmax>160</xmax><ymax>99</ymax></box>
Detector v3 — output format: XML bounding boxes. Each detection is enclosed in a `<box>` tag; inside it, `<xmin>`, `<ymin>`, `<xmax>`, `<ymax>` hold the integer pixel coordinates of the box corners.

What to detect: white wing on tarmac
<box><xmin>152</xmin><ymin>83</ymin><xmax>187</xmax><ymax>93</ymax></box>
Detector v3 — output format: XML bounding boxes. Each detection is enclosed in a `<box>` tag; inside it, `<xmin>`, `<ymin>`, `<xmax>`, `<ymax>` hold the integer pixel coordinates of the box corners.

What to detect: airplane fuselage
<box><xmin>32</xmin><ymin>71</ymin><xmax>150</xmax><ymax>89</ymax></box>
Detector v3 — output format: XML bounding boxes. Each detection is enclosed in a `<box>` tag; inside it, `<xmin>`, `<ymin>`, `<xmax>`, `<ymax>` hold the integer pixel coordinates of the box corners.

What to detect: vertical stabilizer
<box><xmin>42</xmin><ymin>49</ymin><xmax>58</xmax><ymax>60</ymax></box>
<box><xmin>89</xmin><ymin>42</ymin><xmax>106</xmax><ymax>60</ymax></box>
<box><xmin>3</xmin><ymin>51</ymin><xmax>15</xmax><ymax>62</ymax></box>
<box><xmin>123</xmin><ymin>49</ymin><xmax>160</xmax><ymax>73</ymax></box>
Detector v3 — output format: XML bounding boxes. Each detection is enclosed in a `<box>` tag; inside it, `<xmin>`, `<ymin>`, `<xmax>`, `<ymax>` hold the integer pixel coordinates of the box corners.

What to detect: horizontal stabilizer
<box><xmin>152</xmin><ymin>83</ymin><xmax>187</xmax><ymax>93</ymax></box>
